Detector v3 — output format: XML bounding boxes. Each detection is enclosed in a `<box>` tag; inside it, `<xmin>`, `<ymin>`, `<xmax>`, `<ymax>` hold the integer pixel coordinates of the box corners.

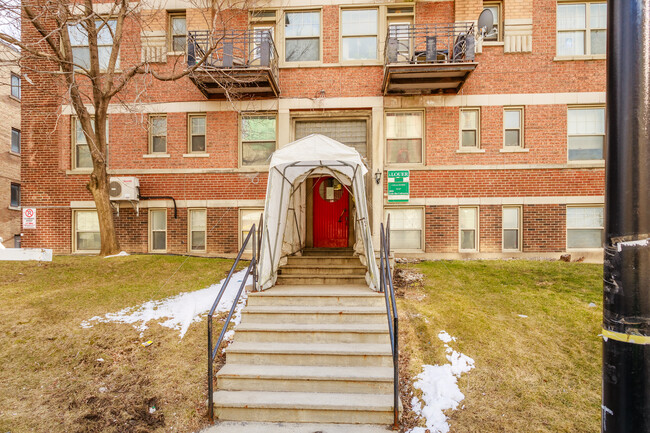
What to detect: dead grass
<box><xmin>0</xmin><ymin>255</ymin><xmax>237</xmax><ymax>433</ymax></box>
<box><xmin>396</xmin><ymin>260</ymin><xmax>603</xmax><ymax>433</ymax></box>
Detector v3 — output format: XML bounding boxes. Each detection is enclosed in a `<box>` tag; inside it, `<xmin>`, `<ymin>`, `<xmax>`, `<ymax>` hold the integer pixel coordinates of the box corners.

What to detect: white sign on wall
<box><xmin>22</xmin><ymin>208</ymin><xmax>36</xmax><ymax>229</ymax></box>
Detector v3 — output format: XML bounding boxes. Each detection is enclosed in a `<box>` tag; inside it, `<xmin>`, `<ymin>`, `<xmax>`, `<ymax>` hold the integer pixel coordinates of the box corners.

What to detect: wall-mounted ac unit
<box><xmin>109</xmin><ymin>177</ymin><xmax>140</xmax><ymax>201</ymax></box>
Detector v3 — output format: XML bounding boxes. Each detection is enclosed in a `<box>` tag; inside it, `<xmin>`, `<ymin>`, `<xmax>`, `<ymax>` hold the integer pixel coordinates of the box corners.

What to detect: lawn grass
<box><xmin>0</xmin><ymin>255</ymin><xmax>237</xmax><ymax>433</ymax></box>
<box><xmin>398</xmin><ymin>260</ymin><xmax>603</xmax><ymax>433</ymax></box>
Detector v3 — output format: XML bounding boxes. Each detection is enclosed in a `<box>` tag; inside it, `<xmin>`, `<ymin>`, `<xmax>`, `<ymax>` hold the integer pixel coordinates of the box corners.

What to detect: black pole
<box><xmin>603</xmin><ymin>2</ymin><xmax>650</xmax><ymax>432</ymax></box>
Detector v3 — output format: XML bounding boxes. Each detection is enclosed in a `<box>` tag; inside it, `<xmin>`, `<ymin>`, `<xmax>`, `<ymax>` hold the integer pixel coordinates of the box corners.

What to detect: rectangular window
<box><xmin>567</xmin><ymin>206</ymin><xmax>603</xmax><ymax>248</ymax></box>
<box><xmin>241</xmin><ymin>115</ymin><xmax>276</xmax><ymax>166</ymax></box>
<box><xmin>502</xmin><ymin>206</ymin><xmax>521</xmax><ymax>251</ymax></box>
<box><xmin>240</xmin><ymin>208</ymin><xmax>263</xmax><ymax>251</ymax></box>
<box><xmin>14</xmin><ymin>234</ymin><xmax>21</xmax><ymax>248</ymax></box>
<box><xmin>504</xmin><ymin>108</ymin><xmax>523</xmax><ymax>148</ymax></box>
<box><xmin>386</xmin><ymin>112</ymin><xmax>423</xmax><ymax>164</ymax></box>
<box><xmin>483</xmin><ymin>2</ymin><xmax>502</xmax><ymax>41</ymax></box>
<box><xmin>10</xmin><ymin>183</ymin><xmax>20</xmax><ymax>208</ymax></box>
<box><xmin>459</xmin><ymin>207</ymin><xmax>478</xmax><ymax>251</ymax></box>
<box><xmin>460</xmin><ymin>108</ymin><xmax>480</xmax><ymax>148</ymax></box>
<box><xmin>149</xmin><ymin>115</ymin><xmax>167</xmax><ymax>154</ymax></box>
<box><xmin>285</xmin><ymin>11</ymin><xmax>320</xmax><ymax>62</ymax></box>
<box><xmin>188</xmin><ymin>114</ymin><xmax>206</xmax><ymax>153</ymax></box>
<box><xmin>74</xmin><ymin>210</ymin><xmax>100</xmax><ymax>251</ymax></box>
<box><xmin>557</xmin><ymin>2</ymin><xmax>607</xmax><ymax>56</ymax></box>
<box><xmin>11</xmin><ymin>128</ymin><xmax>20</xmax><ymax>154</ymax></box>
<box><xmin>384</xmin><ymin>208</ymin><xmax>423</xmax><ymax>250</ymax></box>
<box><xmin>73</xmin><ymin>117</ymin><xmax>108</xmax><ymax>169</ymax></box>
<box><xmin>341</xmin><ymin>9</ymin><xmax>378</xmax><ymax>61</ymax></box>
<box><xmin>568</xmin><ymin>107</ymin><xmax>605</xmax><ymax>160</ymax></box>
<box><xmin>189</xmin><ymin>209</ymin><xmax>207</xmax><ymax>252</ymax></box>
<box><xmin>149</xmin><ymin>209</ymin><xmax>167</xmax><ymax>252</ymax></box>
<box><xmin>10</xmin><ymin>73</ymin><xmax>20</xmax><ymax>99</ymax></box>
<box><xmin>295</xmin><ymin>118</ymin><xmax>368</xmax><ymax>159</ymax></box>
<box><xmin>68</xmin><ymin>19</ymin><xmax>119</xmax><ymax>70</ymax></box>
<box><xmin>170</xmin><ymin>14</ymin><xmax>187</xmax><ymax>52</ymax></box>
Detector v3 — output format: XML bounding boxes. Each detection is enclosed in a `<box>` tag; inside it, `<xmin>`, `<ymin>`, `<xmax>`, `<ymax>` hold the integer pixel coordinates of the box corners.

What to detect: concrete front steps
<box><xmin>276</xmin><ymin>248</ymin><xmax>367</xmax><ymax>285</ymax></box>
<box><xmin>214</xmin><ymin>285</ymin><xmax>395</xmax><ymax>425</ymax></box>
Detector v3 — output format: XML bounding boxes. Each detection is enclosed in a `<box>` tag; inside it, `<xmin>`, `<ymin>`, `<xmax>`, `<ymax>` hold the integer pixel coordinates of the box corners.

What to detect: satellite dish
<box><xmin>477</xmin><ymin>9</ymin><xmax>494</xmax><ymax>36</ymax></box>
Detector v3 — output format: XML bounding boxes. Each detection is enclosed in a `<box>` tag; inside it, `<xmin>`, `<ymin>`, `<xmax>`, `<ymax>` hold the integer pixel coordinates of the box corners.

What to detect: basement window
<box><xmin>384</xmin><ymin>208</ymin><xmax>423</xmax><ymax>251</ymax></box>
<box><xmin>502</xmin><ymin>206</ymin><xmax>522</xmax><ymax>251</ymax></box>
<box><xmin>149</xmin><ymin>209</ymin><xmax>167</xmax><ymax>252</ymax></box>
<box><xmin>74</xmin><ymin>210</ymin><xmax>100</xmax><ymax>252</ymax></box>
<box><xmin>567</xmin><ymin>206</ymin><xmax>603</xmax><ymax>249</ymax></box>
<box><xmin>189</xmin><ymin>209</ymin><xmax>207</xmax><ymax>252</ymax></box>
<box><xmin>240</xmin><ymin>208</ymin><xmax>263</xmax><ymax>251</ymax></box>
<box><xmin>459</xmin><ymin>207</ymin><xmax>479</xmax><ymax>252</ymax></box>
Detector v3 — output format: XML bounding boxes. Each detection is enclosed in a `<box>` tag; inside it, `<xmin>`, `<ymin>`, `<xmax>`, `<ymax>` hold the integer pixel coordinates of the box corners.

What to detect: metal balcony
<box><xmin>187</xmin><ymin>30</ymin><xmax>279</xmax><ymax>98</ymax></box>
<box><xmin>382</xmin><ymin>23</ymin><xmax>478</xmax><ymax>95</ymax></box>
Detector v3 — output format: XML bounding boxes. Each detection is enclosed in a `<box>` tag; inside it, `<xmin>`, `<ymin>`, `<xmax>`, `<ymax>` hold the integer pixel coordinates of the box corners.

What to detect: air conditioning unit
<box><xmin>109</xmin><ymin>177</ymin><xmax>140</xmax><ymax>201</ymax></box>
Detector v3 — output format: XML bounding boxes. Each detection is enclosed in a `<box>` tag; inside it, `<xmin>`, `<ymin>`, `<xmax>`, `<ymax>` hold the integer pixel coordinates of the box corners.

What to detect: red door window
<box><xmin>313</xmin><ymin>177</ymin><xmax>349</xmax><ymax>248</ymax></box>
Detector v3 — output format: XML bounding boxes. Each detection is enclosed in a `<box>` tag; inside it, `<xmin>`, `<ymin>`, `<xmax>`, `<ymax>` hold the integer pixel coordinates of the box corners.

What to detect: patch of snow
<box><xmin>80</xmin><ymin>269</ymin><xmax>252</xmax><ymax>339</ymax></box>
<box><xmin>407</xmin><ymin>331</ymin><xmax>475</xmax><ymax>433</ymax></box>
<box><xmin>517</xmin><ymin>314</ymin><xmax>528</xmax><ymax>318</ymax></box>
<box><xmin>104</xmin><ymin>251</ymin><xmax>130</xmax><ymax>258</ymax></box>
<box><xmin>588</xmin><ymin>302</ymin><xmax>597</xmax><ymax>308</ymax></box>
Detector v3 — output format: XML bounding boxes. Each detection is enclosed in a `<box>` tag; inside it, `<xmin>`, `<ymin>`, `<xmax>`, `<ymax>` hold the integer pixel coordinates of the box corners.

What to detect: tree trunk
<box><xmin>87</xmin><ymin>166</ymin><xmax>121</xmax><ymax>256</ymax></box>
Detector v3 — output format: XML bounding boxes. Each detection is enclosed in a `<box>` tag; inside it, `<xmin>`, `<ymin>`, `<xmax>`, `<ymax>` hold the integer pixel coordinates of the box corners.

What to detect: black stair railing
<box><xmin>380</xmin><ymin>215</ymin><xmax>399</xmax><ymax>429</ymax></box>
<box><xmin>207</xmin><ymin>213</ymin><xmax>263</xmax><ymax>422</ymax></box>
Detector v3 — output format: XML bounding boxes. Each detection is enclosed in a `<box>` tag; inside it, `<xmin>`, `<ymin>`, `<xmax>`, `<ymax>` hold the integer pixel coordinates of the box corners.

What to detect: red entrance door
<box><xmin>313</xmin><ymin>177</ymin><xmax>349</xmax><ymax>248</ymax></box>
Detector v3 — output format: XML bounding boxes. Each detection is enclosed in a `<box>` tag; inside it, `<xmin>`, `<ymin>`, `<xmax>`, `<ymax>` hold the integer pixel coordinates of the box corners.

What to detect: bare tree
<box><xmin>0</xmin><ymin>0</ymin><xmax>259</xmax><ymax>255</ymax></box>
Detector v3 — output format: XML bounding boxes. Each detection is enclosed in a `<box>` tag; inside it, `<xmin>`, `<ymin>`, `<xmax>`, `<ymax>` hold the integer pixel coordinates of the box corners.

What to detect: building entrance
<box><xmin>313</xmin><ymin>176</ymin><xmax>349</xmax><ymax>248</ymax></box>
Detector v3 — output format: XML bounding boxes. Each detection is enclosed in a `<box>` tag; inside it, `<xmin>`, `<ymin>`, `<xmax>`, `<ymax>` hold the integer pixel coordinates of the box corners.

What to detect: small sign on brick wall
<box><xmin>387</xmin><ymin>170</ymin><xmax>410</xmax><ymax>203</ymax></box>
<box><xmin>22</xmin><ymin>208</ymin><xmax>36</xmax><ymax>229</ymax></box>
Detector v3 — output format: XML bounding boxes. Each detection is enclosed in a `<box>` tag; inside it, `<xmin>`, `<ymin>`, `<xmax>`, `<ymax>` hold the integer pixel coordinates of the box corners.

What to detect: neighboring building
<box><xmin>0</xmin><ymin>41</ymin><xmax>21</xmax><ymax>248</ymax></box>
<box><xmin>21</xmin><ymin>0</ymin><xmax>606</xmax><ymax>261</ymax></box>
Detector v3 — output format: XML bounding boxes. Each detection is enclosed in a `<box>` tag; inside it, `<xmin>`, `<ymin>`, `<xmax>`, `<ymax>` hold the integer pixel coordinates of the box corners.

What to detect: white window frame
<box><xmin>459</xmin><ymin>108</ymin><xmax>481</xmax><ymax>149</ymax></box>
<box><xmin>169</xmin><ymin>12</ymin><xmax>187</xmax><ymax>53</ymax></box>
<box><xmin>383</xmin><ymin>207</ymin><xmax>425</xmax><ymax>252</ymax></box>
<box><xmin>240</xmin><ymin>113</ymin><xmax>277</xmax><ymax>168</ymax></box>
<box><xmin>483</xmin><ymin>2</ymin><xmax>502</xmax><ymax>42</ymax></box>
<box><xmin>10</xmin><ymin>72</ymin><xmax>20</xmax><ymax>99</ymax></box>
<box><xmin>283</xmin><ymin>9</ymin><xmax>322</xmax><ymax>64</ymax></box>
<box><xmin>567</xmin><ymin>105</ymin><xmax>605</xmax><ymax>162</ymax></box>
<box><xmin>459</xmin><ymin>206</ymin><xmax>479</xmax><ymax>252</ymax></box>
<box><xmin>10</xmin><ymin>183</ymin><xmax>20</xmax><ymax>208</ymax></box>
<box><xmin>73</xmin><ymin>209</ymin><xmax>101</xmax><ymax>253</ymax></box>
<box><xmin>385</xmin><ymin>110</ymin><xmax>425</xmax><ymax>166</ymax></box>
<box><xmin>566</xmin><ymin>205</ymin><xmax>604</xmax><ymax>250</ymax></box>
<box><xmin>502</xmin><ymin>206</ymin><xmax>522</xmax><ymax>252</ymax></box>
<box><xmin>556</xmin><ymin>1</ymin><xmax>607</xmax><ymax>57</ymax></box>
<box><xmin>149</xmin><ymin>208</ymin><xmax>167</xmax><ymax>253</ymax></box>
<box><xmin>72</xmin><ymin>116</ymin><xmax>108</xmax><ymax>170</ymax></box>
<box><xmin>187</xmin><ymin>113</ymin><xmax>207</xmax><ymax>154</ymax></box>
<box><xmin>149</xmin><ymin>114</ymin><xmax>167</xmax><ymax>154</ymax></box>
<box><xmin>67</xmin><ymin>19</ymin><xmax>120</xmax><ymax>71</ymax></box>
<box><xmin>503</xmin><ymin>107</ymin><xmax>524</xmax><ymax>149</ymax></box>
<box><xmin>188</xmin><ymin>208</ymin><xmax>207</xmax><ymax>253</ymax></box>
<box><xmin>239</xmin><ymin>208</ymin><xmax>264</xmax><ymax>252</ymax></box>
<box><xmin>340</xmin><ymin>8</ymin><xmax>379</xmax><ymax>62</ymax></box>
<box><xmin>11</xmin><ymin>128</ymin><xmax>20</xmax><ymax>154</ymax></box>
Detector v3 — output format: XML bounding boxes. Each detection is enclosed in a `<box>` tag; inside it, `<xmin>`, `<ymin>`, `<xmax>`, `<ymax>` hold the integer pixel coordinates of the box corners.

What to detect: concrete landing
<box><xmin>201</xmin><ymin>421</ymin><xmax>393</xmax><ymax>433</ymax></box>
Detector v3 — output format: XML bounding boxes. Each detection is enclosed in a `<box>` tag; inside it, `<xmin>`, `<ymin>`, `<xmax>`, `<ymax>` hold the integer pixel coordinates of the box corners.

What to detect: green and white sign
<box><xmin>387</xmin><ymin>170</ymin><xmax>410</xmax><ymax>203</ymax></box>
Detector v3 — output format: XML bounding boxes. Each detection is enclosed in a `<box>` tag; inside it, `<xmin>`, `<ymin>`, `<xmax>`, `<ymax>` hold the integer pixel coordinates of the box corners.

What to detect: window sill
<box><xmin>9</xmin><ymin>95</ymin><xmax>21</xmax><ymax>103</ymax></box>
<box><xmin>567</xmin><ymin>160</ymin><xmax>605</xmax><ymax>168</ymax></box>
<box><xmin>8</xmin><ymin>206</ymin><xmax>21</xmax><ymax>211</ymax></box>
<box><xmin>385</xmin><ymin>163</ymin><xmax>424</xmax><ymax>169</ymax></box>
<box><xmin>281</xmin><ymin>60</ymin><xmax>323</xmax><ymax>68</ymax></box>
<box><xmin>554</xmin><ymin>55</ymin><xmax>606</xmax><ymax>62</ymax></box>
<box><xmin>183</xmin><ymin>153</ymin><xmax>210</xmax><ymax>158</ymax></box>
<box><xmin>456</xmin><ymin>148</ymin><xmax>486</xmax><ymax>154</ymax></box>
<box><xmin>168</xmin><ymin>51</ymin><xmax>185</xmax><ymax>56</ymax></box>
<box><xmin>143</xmin><ymin>153</ymin><xmax>171</xmax><ymax>158</ymax></box>
<box><xmin>566</xmin><ymin>247</ymin><xmax>604</xmax><ymax>252</ymax></box>
<box><xmin>9</xmin><ymin>151</ymin><xmax>21</xmax><ymax>157</ymax></box>
<box><xmin>339</xmin><ymin>60</ymin><xmax>382</xmax><ymax>66</ymax></box>
<box><xmin>66</xmin><ymin>169</ymin><xmax>93</xmax><ymax>175</ymax></box>
<box><xmin>499</xmin><ymin>148</ymin><xmax>529</xmax><ymax>153</ymax></box>
<box><xmin>483</xmin><ymin>41</ymin><xmax>504</xmax><ymax>46</ymax></box>
<box><xmin>238</xmin><ymin>165</ymin><xmax>270</xmax><ymax>172</ymax></box>
<box><xmin>73</xmin><ymin>250</ymin><xmax>100</xmax><ymax>255</ymax></box>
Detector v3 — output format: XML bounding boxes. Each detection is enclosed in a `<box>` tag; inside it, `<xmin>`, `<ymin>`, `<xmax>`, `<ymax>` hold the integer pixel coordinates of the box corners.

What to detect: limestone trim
<box><xmin>140</xmin><ymin>30</ymin><xmax>167</xmax><ymax>63</ymax></box>
<box><xmin>400</xmin><ymin>196</ymin><xmax>605</xmax><ymax>206</ymax></box>
<box><xmin>503</xmin><ymin>19</ymin><xmax>532</xmax><ymax>53</ymax></box>
<box><xmin>70</xmin><ymin>199</ymin><xmax>265</xmax><ymax>208</ymax></box>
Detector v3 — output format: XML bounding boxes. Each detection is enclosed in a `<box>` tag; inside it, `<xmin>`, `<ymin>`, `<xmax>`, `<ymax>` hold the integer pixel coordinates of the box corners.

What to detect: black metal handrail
<box><xmin>188</xmin><ymin>29</ymin><xmax>279</xmax><ymax>80</ymax></box>
<box><xmin>384</xmin><ymin>22</ymin><xmax>475</xmax><ymax>66</ymax></box>
<box><xmin>207</xmin><ymin>214</ymin><xmax>262</xmax><ymax>422</ymax></box>
<box><xmin>380</xmin><ymin>215</ymin><xmax>399</xmax><ymax>429</ymax></box>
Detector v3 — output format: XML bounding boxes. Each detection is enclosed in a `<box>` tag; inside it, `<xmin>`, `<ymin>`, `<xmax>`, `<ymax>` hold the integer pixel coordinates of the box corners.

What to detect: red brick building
<box><xmin>21</xmin><ymin>0</ymin><xmax>606</xmax><ymax>261</ymax></box>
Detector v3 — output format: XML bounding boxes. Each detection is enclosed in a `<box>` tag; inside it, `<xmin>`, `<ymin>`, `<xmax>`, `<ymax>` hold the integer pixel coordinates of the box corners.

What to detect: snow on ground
<box><xmin>81</xmin><ymin>269</ymin><xmax>252</xmax><ymax>338</ymax></box>
<box><xmin>104</xmin><ymin>251</ymin><xmax>130</xmax><ymax>258</ymax></box>
<box><xmin>408</xmin><ymin>331</ymin><xmax>475</xmax><ymax>433</ymax></box>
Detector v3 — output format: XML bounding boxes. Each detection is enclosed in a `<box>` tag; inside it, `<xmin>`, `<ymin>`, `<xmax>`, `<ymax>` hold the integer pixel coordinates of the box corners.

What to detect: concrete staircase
<box><xmin>213</xmin><ymin>281</ymin><xmax>396</xmax><ymax>425</ymax></box>
<box><xmin>276</xmin><ymin>248</ymin><xmax>367</xmax><ymax>286</ymax></box>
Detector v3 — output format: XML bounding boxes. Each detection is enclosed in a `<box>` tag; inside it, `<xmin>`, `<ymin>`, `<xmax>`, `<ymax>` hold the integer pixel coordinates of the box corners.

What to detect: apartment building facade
<box><xmin>21</xmin><ymin>0</ymin><xmax>606</xmax><ymax>260</ymax></box>
<box><xmin>0</xmin><ymin>42</ymin><xmax>21</xmax><ymax>248</ymax></box>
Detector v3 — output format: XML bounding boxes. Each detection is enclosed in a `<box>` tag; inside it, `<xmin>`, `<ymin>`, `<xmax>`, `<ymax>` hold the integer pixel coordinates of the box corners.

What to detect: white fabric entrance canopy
<box><xmin>257</xmin><ymin>134</ymin><xmax>379</xmax><ymax>290</ymax></box>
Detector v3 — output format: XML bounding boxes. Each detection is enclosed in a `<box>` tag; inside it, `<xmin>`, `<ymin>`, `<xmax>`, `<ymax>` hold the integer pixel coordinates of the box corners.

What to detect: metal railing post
<box><xmin>207</xmin><ymin>314</ymin><xmax>213</xmax><ymax>421</ymax></box>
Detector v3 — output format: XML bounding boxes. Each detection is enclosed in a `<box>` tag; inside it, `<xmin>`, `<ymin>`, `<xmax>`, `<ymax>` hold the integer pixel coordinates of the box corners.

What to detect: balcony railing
<box><xmin>187</xmin><ymin>29</ymin><xmax>280</xmax><ymax>98</ymax></box>
<box><xmin>383</xmin><ymin>22</ymin><xmax>478</xmax><ymax>94</ymax></box>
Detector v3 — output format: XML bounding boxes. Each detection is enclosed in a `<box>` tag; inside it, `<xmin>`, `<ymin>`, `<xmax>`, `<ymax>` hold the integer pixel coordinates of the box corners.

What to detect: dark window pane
<box><xmin>503</xmin><ymin>229</ymin><xmax>519</xmax><ymax>250</ymax></box>
<box><xmin>461</xmin><ymin>230</ymin><xmax>475</xmax><ymax>250</ymax></box>
<box><xmin>242</xmin><ymin>141</ymin><xmax>275</xmax><ymax>166</ymax></box>
<box><xmin>77</xmin><ymin>144</ymin><xmax>92</xmax><ymax>168</ymax></box>
<box><xmin>505</xmin><ymin>130</ymin><xmax>520</xmax><ymax>147</ymax></box>
<box><xmin>11</xmin><ymin>74</ymin><xmax>20</xmax><ymax>99</ymax></box>
<box><xmin>77</xmin><ymin>232</ymin><xmax>101</xmax><ymax>250</ymax></box>
<box><xmin>387</xmin><ymin>138</ymin><xmax>422</xmax><ymax>164</ymax></box>
<box><xmin>10</xmin><ymin>184</ymin><xmax>20</xmax><ymax>207</ymax></box>
<box><xmin>153</xmin><ymin>231</ymin><xmax>166</xmax><ymax>250</ymax></box>
<box><xmin>192</xmin><ymin>135</ymin><xmax>206</xmax><ymax>152</ymax></box>
<box><xmin>153</xmin><ymin>136</ymin><xmax>167</xmax><ymax>153</ymax></box>
<box><xmin>461</xmin><ymin>130</ymin><xmax>476</xmax><ymax>147</ymax></box>
<box><xmin>173</xmin><ymin>35</ymin><xmax>186</xmax><ymax>52</ymax></box>
<box><xmin>285</xmin><ymin>38</ymin><xmax>319</xmax><ymax>62</ymax></box>
<box><xmin>11</xmin><ymin>129</ymin><xmax>20</xmax><ymax>153</ymax></box>
<box><xmin>191</xmin><ymin>232</ymin><xmax>206</xmax><ymax>250</ymax></box>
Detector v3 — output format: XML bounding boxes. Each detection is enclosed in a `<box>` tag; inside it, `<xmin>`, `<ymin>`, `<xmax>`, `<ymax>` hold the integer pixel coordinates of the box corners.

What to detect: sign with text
<box><xmin>22</xmin><ymin>208</ymin><xmax>36</xmax><ymax>229</ymax></box>
<box><xmin>387</xmin><ymin>170</ymin><xmax>410</xmax><ymax>203</ymax></box>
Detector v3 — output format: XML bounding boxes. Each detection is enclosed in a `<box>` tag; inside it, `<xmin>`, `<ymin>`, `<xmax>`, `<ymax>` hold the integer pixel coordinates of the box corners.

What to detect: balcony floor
<box><xmin>382</xmin><ymin>62</ymin><xmax>478</xmax><ymax>95</ymax></box>
<box><xmin>189</xmin><ymin>67</ymin><xmax>279</xmax><ymax>99</ymax></box>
